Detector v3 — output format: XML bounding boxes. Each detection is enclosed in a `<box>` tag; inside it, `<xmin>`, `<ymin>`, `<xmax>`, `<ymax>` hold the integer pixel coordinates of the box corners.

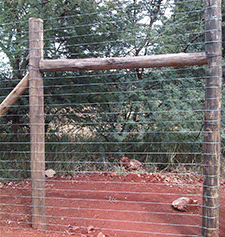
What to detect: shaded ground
<box><xmin>1</xmin><ymin>172</ymin><xmax>225</xmax><ymax>237</ymax></box>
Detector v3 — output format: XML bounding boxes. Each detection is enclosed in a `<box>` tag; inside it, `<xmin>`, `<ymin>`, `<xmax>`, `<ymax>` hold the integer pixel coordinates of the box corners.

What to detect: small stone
<box><xmin>164</xmin><ymin>177</ymin><xmax>171</xmax><ymax>183</ymax></box>
<box><xmin>97</xmin><ymin>232</ymin><xmax>106</xmax><ymax>237</ymax></box>
<box><xmin>71</xmin><ymin>226</ymin><xmax>80</xmax><ymax>232</ymax></box>
<box><xmin>120</xmin><ymin>157</ymin><xmax>142</xmax><ymax>170</ymax></box>
<box><xmin>87</xmin><ymin>225</ymin><xmax>95</xmax><ymax>233</ymax></box>
<box><xmin>45</xmin><ymin>169</ymin><xmax>56</xmax><ymax>177</ymax></box>
<box><xmin>172</xmin><ymin>197</ymin><xmax>198</xmax><ymax>211</ymax></box>
<box><xmin>111</xmin><ymin>172</ymin><xmax>118</xmax><ymax>177</ymax></box>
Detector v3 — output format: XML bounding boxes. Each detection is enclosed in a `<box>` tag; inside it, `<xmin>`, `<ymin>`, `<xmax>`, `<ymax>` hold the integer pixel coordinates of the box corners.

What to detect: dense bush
<box><xmin>0</xmin><ymin>0</ymin><xmax>224</xmax><ymax>179</ymax></box>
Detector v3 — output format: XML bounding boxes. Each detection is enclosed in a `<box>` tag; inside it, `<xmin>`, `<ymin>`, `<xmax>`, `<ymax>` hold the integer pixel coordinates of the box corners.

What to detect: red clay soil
<box><xmin>1</xmin><ymin>172</ymin><xmax>225</xmax><ymax>237</ymax></box>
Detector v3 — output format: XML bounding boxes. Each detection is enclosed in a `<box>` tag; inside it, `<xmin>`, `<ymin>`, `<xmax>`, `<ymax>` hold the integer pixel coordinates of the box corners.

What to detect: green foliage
<box><xmin>0</xmin><ymin>0</ymin><xmax>223</xmax><ymax>179</ymax></box>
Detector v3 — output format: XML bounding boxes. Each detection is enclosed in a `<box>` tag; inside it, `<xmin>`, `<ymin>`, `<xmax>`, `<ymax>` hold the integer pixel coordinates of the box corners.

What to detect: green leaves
<box><xmin>0</xmin><ymin>0</ymin><xmax>219</xmax><ymax>171</ymax></box>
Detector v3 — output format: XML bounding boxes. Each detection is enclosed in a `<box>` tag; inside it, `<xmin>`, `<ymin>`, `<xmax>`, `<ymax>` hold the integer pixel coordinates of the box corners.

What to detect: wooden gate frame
<box><xmin>26</xmin><ymin>1</ymin><xmax>222</xmax><ymax>235</ymax></box>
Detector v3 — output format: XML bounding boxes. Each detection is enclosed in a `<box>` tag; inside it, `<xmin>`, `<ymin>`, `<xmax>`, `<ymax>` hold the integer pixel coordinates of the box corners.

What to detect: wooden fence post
<box><xmin>203</xmin><ymin>0</ymin><xmax>222</xmax><ymax>236</ymax></box>
<box><xmin>29</xmin><ymin>18</ymin><xmax>46</xmax><ymax>230</ymax></box>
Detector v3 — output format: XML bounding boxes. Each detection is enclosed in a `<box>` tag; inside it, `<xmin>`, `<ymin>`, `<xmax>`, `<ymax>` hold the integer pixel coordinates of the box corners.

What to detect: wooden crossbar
<box><xmin>40</xmin><ymin>52</ymin><xmax>208</xmax><ymax>72</ymax></box>
<box><xmin>0</xmin><ymin>72</ymin><xmax>29</xmax><ymax>119</ymax></box>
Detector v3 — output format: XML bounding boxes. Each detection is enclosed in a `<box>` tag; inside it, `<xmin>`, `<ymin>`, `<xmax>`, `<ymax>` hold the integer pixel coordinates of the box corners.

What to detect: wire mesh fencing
<box><xmin>0</xmin><ymin>0</ymin><xmax>224</xmax><ymax>236</ymax></box>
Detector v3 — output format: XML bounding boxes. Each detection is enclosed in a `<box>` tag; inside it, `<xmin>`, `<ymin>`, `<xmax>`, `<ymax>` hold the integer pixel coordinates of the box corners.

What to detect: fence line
<box><xmin>0</xmin><ymin>0</ymin><xmax>223</xmax><ymax>236</ymax></box>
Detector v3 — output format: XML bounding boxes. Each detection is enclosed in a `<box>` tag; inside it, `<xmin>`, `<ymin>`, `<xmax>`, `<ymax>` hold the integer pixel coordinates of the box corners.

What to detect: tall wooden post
<box><xmin>203</xmin><ymin>1</ymin><xmax>222</xmax><ymax>236</ymax></box>
<box><xmin>29</xmin><ymin>18</ymin><xmax>46</xmax><ymax>230</ymax></box>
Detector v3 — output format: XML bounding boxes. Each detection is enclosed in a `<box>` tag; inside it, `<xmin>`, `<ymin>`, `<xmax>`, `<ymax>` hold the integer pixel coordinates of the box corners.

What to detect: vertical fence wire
<box><xmin>0</xmin><ymin>0</ymin><xmax>224</xmax><ymax>236</ymax></box>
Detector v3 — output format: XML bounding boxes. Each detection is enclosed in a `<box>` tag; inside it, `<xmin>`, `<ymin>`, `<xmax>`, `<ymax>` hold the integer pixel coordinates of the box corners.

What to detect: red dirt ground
<box><xmin>1</xmin><ymin>172</ymin><xmax>225</xmax><ymax>237</ymax></box>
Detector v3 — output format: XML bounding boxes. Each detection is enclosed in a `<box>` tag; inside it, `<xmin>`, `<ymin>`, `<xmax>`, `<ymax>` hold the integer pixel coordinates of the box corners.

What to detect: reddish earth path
<box><xmin>1</xmin><ymin>172</ymin><xmax>225</xmax><ymax>237</ymax></box>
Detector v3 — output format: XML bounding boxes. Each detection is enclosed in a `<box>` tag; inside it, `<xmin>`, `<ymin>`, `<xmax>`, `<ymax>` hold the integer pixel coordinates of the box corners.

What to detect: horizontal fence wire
<box><xmin>0</xmin><ymin>0</ymin><xmax>225</xmax><ymax>236</ymax></box>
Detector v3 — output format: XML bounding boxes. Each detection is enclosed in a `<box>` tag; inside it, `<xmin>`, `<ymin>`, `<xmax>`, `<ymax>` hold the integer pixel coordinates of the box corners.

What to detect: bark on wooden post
<box><xmin>29</xmin><ymin>18</ymin><xmax>46</xmax><ymax>230</ymax></box>
<box><xmin>203</xmin><ymin>1</ymin><xmax>222</xmax><ymax>236</ymax></box>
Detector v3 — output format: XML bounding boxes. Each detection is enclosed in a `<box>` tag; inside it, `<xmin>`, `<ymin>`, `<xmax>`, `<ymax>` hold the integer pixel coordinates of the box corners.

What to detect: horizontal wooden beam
<box><xmin>40</xmin><ymin>52</ymin><xmax>208</xmax><ymax>72</ymax></box>
<box><xmin>0</xmin><ymin>72</ymin><xmax>29</xmax><ymax>119</ymax></box>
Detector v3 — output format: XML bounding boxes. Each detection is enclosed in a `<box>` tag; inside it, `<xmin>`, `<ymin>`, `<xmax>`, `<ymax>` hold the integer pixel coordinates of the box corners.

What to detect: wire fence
<box><xmin>0</xmin><ymin>0</ymin><xmax>224</xmax><ymax>236</ymax></box>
